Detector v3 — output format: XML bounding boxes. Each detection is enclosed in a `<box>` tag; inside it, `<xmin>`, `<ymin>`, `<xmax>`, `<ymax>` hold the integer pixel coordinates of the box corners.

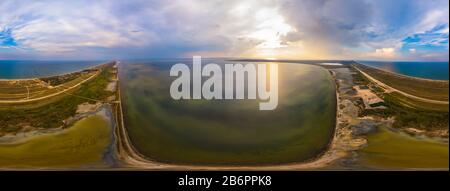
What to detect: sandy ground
<box><xmin>77</xmin><ymin>102</ymin><xmax>103</xmax><ymax>114</ymax></box>
<box><xmin>353</xmin><ymin>85</ymin><xmax>385</xmax><ymax>109</ymax></box>
<box><xmin>106</xmin><ymin>81</ymin><xmax>117</xmax><ymax>92</ymax></box>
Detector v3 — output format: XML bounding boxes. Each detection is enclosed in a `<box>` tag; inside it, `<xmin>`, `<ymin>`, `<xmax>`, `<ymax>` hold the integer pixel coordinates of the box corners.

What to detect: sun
<box><xmin>244</xmin><ymin>8</ymin><xmax>295</xmax><ymax>58</ymax></box>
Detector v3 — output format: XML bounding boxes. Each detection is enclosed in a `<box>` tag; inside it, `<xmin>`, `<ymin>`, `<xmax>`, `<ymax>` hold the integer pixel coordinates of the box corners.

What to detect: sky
<box><xmin>0</xmin><ymin>0</ymin><xmax>448</xmax><ymax>61</ymax></box>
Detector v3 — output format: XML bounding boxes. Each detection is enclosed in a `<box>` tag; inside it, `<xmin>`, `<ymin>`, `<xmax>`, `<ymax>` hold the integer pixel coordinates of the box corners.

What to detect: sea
<box><xmin>0</xmin><ymin>60</ymin><xmax>448</xmax><ymax>81</ymax></box>
<box><xmin>357</xmin><ymin>61</ymin><xmax>449</xmax><ymax>80</ymax></box>
<box><xmin>0</xmin><ymin>60</ymin><xmax>105</xmax><ymax>79</ymax></box>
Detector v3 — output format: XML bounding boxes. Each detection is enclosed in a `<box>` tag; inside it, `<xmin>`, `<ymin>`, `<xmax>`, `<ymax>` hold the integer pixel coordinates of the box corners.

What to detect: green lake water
<box><xmin>0</xmin><ymin>115</ymin><xmax>111</xmax><ymax>168</ymax></box>
<box><xmin>359</xmin><ymin>127</ymin><xmax>449</xmax><ymax>170</ymax></box>
<box><xmin>120</xmin><ymin>59</ymin><xmax>336</xmax><ymax>165</ymax></box>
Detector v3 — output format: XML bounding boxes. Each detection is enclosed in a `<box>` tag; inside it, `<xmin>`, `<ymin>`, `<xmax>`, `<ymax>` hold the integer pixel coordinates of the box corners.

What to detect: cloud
<box><xmin>279</xmin><ymin>0</ymin><xmax>449</xmax><ymax>60</ymax></box>
<box><xmin>1</xmin><ymin>0</ymin><xmax>158</xmax><ymax>58</ymax></box>
<box><xmin>0</xmin><ymin>0</ymin><xmax>448</xmax><ymax>61</ymax></box>
<box><xmin>374</xmin><ymin>47</ymin><xmax>396</xmax><ymax>58</ymax></box>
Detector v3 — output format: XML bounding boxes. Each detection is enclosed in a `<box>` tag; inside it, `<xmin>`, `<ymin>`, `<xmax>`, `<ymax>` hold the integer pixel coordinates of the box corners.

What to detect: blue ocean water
<box><xmin>357</xmin><ymin>61</ymin><xmax>449</xmax><ymax>80</ymax></box>
<box><xmin>0</xmin><ymin>60</ymin><xmax>105</xmax><ymax>79</ymax></box>
<box><xmin>1</xmin><ymin>59</ymin><xmax>448</xmax><ymax>80</ymax></box>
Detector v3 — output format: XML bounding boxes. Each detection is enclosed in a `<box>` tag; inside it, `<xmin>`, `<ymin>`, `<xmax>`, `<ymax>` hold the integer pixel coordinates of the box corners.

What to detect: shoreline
<box><xmin>97</xmin><ymin>104</ymin><xmax>120</xmax><ymax>167</ymax></box>
<box><xmin>0</xmin><ymin>61</ymin><xmax>108</xmax><ymax>81</ymax></box>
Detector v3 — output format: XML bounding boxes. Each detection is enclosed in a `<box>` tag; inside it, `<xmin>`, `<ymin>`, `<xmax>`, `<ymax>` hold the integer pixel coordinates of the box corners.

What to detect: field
<box><xmin>385</xmin><ymin>92</ymin><xmax>449</xmax><ymax>112</ymax></box>
<box><xmin>0</xmin><ymin>79</ymin><xmax>48</xmax><ymax>100</ymax></box>
<box><xmin>353</xmin><ymin>63</ymin><xmax>449</xmax><ymax>101</ymax></box>
<box><xmin>0</xmin><ymin>115</ymin><xmax>111</xmax><ymax>168</ymax></box>
<box><xmin>0</xmin><ymin>68</ymin><xmax>99</xmax><ymax>102</ymax></box>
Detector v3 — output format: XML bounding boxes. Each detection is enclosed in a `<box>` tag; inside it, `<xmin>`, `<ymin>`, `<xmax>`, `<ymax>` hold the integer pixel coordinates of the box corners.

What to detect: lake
<box><xmin>358</xmin><ymin>127</ymin><xmax>448</xmax><ymax>169</ymax></box>
<box><xmin>120</xmin><ymin>59</ymin><xmax>337</xmax><ymax>165</ymax></box>
<box><xmin>0</xmin><ymin>60</ymin><xmax>105</xmax><ymax>79</ymax></box>
<box><xmin>0</xmin><ymin>115</ymin><xmax>112</xmax><ymax>168</ymax></box>
<box><xmin>357</xmin><ymin>61</ymin><xmax>449</xmax><ymax>80</ymax></box>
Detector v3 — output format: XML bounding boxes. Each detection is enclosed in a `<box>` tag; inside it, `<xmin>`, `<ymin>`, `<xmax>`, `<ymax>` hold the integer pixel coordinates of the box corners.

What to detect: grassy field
<box><xmin>0</xmin><ymin>80</ymin><xmax>46</xmax><ymax>100</ymax></box>
<box><xmin>0</xmin><ymin>71</ymin><xmax>97</xmax><ymax>102</ymax></box>
<box><xmin>354</xmin><ymin>63</ymin><xmax>449</xmax><ymax>101</ymax></box>
<box><xmin>359</xmin><ymin>127</ymin><xmax>448</xmax><ymax>169</ymax></box>
<box><xmin>385</xmin><ymin>92</ymin><xmax>448</xmax><ymax>112</ymax></box>
<box><xmin>0</xmin><ymin>115</ymin><xmax>111</xmax><ymax>168</ymax></box>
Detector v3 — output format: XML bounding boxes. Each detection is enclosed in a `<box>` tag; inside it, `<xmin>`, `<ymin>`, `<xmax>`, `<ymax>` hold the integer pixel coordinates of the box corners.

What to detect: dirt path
<box><xmin>353</xmin><ymin>65</ymin><xmax>449</xmax><ymax>105</ymax></box>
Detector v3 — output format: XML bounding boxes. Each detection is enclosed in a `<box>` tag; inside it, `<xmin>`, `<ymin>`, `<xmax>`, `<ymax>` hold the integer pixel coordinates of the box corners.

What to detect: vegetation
<box><xmin>362</xmin><ymin>93</ymin><xmax>448</xmax><ymax>131</ymax></box>
<box><xmin>40</xmin><ymin>69</ymin><xmax>90</xmax><ymax>86</ymax></box>
<box><xmin>351</xmin><ymin>67</ymin><xmax>370</xmax><ymax>86</ymax></box>
<box><xmin>369</xmin><ymin>102</ymin><xmax>387</xmax><ymax>108</ymax></box>
<box><xmin>352</xmin><ymin>65</ymin><xmax>449</xmax><ymax>133</ymax></box>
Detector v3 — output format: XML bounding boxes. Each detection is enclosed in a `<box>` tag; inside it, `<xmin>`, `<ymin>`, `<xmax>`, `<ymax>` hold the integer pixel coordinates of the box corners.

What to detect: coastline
<box><xmin>0</xmin><ymin>61</ymin><xmax>107</xmax><ymax>81</ymax></box>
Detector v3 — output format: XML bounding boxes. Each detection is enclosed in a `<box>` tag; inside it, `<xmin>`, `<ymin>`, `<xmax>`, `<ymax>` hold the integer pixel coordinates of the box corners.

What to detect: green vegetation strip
<box><xmin>362</xmin><ymin>93</ymin><xmax>448</xmax><ymax>131</ymax></box>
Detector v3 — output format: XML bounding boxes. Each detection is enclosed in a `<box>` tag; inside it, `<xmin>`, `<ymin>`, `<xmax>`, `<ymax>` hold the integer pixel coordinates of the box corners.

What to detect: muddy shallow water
<box><xmin>358</xmin><ymin>127</ymin><xmax>449</xmax><ymax>169</ymax></box>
